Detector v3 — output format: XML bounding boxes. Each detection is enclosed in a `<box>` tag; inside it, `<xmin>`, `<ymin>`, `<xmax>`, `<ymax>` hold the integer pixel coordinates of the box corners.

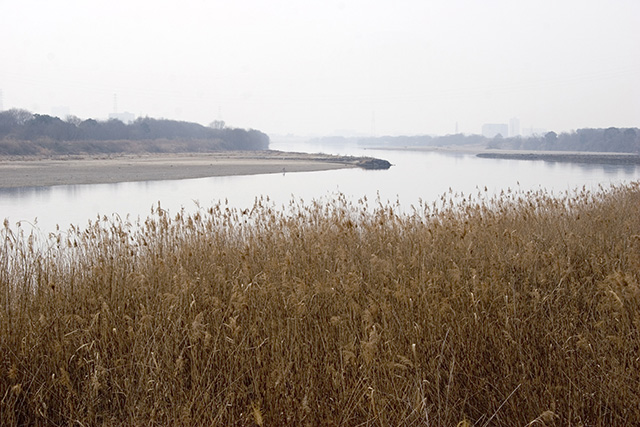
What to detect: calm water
<box><xmin>2</xmin><ymin>141</ymin><xmax>640</xmax><ymax>234</ymax></box>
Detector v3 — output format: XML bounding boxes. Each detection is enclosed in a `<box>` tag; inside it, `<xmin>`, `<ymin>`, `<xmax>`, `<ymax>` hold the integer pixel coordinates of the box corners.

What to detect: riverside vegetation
<box><xmin>1</xmin><ymin>183</ymin><xmax>639</xmax><ymax>425</ymax></box>
<box><xmin>0</xmin><ymin>109</ymin><xmax>270</xmax><ymax>156</ymax></box>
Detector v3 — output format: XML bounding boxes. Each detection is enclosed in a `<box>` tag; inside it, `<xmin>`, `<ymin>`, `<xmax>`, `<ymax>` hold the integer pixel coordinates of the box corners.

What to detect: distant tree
<box><xmin>623</xmin><ymin>128</ymin><xmax>637</xmax><ymax>139</ymax></box>
<box><xmin>65</xmin><ymin>115</ymin><xmax>82</xmax><ymax>126</ymax></box>
<box><xmin>79</xmin><ymin>118</ymin><xmax>98</xmax><ymax>128</ymax></box>
<box><xmin>7</xmin><ymin>108</ymin><xmax>33</xmax><ymax>125</ymax></box>
<box><xmin>604</xmin><ymin>127</ymin><xmax>620</xmax><ymax>141</ymax></box>
<box><xmin>247</xmin><ymin>129</ymin><xmax>269</xmax><ymax>150</ymax></box>
<box><xmin>19</xmin><ymin>114</ymin><xmax>74</xmax><ymax>141</ymax></box>
<box><xmin>544</xmin><ymin>131</ymin><xmax>558</xmax><ymax>149</ymax></box>
<box><xmin>209</xmin><ymin>120</ymin><xmax>226</xmax><ymax>130</ymax></box>
<box><xmin>0</xmin><ymin>111</ymin><xmax>15</xmax><ymax>137</ymax></box>
<box><xmin>0</xmin><ymin>109</ymin><xmax>34</xmax><ymax>136</ymax></box>
<box><xmin>622</xmin><ymin>128</ymin><xmax>639</xmax><ymax>153</ymax></box>
<box><xmin>0</xmin><ymin>109</ymin><xmax>269</xmax><ymax>152</ymax></box>
<box><xmin>102</xmin><ymin>118</ymin><xmax>129</xmax><ymax>140</ymax></box>
<box><xmin>545</xmin><ymin>131</ymin><xmax>557</xmax><ymax>142</ymax></box>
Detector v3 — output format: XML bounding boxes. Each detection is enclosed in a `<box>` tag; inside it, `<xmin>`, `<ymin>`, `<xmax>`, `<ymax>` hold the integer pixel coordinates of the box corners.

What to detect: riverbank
<box><xmin>368</xmin><ymin>144</ymin><xmax>640</xmax><ymax>165</ymax></box>
<box><xmin>0</xmin><ymin>151</ymin><xmax>390</xmax><ymax>189</ymax></box>
<box><xmin>476</xmin><ymin>151</ymin><xmax>640</xmax><ymax>165</ymax></box>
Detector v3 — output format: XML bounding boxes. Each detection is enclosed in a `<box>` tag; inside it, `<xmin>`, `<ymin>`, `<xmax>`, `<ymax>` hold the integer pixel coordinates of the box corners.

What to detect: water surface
<box><xmin>1</xmin><ymin>142</ymin><xmax>639</xmax><ymax>234</ymax></box>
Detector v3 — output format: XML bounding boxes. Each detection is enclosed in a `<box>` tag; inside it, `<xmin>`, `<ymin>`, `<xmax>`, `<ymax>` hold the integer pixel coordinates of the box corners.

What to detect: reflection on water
<box><xmin>1</xmin><ymin>143</ymin><xmax>639</xmax><ymax>234</ymax></box>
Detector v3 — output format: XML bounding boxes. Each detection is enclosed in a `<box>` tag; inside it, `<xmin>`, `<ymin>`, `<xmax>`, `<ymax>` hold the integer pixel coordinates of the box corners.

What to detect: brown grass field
<box><xmin>1</xmin><ymin>183</ymin><xmax>639</xmax><ymax>425</ymax></box>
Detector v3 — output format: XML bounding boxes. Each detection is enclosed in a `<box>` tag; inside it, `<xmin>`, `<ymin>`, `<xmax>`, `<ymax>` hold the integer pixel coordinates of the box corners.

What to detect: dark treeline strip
<box><xmin>488</xmin><ymin>128</ymin><xmax>640</xmax><ymax>153</ymax></box>
<box><xmin>316</xmin><ymin>127</ymin><xmax>640</xmax><ymax>153</ymax></box>
<box><xmin>0</xmin><ymin>109</ymin><xmax>269</xmax><ymax>155</ymax></box>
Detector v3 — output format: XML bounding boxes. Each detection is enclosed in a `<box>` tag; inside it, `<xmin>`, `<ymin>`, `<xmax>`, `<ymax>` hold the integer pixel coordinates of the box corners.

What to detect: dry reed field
<box><xmin>1</xmin><ymin>183</ymin><xmax>640</xmax><ymax>425</ymax></box>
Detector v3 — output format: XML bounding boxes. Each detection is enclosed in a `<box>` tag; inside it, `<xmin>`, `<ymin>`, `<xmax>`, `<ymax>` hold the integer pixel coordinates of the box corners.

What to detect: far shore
<box><xmin>476</xmin><ymin>151</ymin><xmax>640</xmax><ymax>165</ymax></box>
<box><xmin>0</xmin><ymin>151</ymin><xmax>376</xmax><ymax>189</ymax></box>
<box><xmin>369</xmin><ymin>144</ymin><xmax>640</xmax><ymax>164</ymax></box>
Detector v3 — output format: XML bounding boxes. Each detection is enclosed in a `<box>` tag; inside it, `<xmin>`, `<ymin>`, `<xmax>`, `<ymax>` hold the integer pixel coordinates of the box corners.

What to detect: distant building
<box><xmin>482</xmin><ymin>123</ymin><xmax>509</xmax><ymax>138</ymax></box>
<box><xmin>509</xmin><ymin>118</ymin><xmax>520</xmax><ymax>137</ymax></box>
<box><xmin>108</xmin><ymin>112</ymin><xmax>136</xmax><ymax>123</ymax></box>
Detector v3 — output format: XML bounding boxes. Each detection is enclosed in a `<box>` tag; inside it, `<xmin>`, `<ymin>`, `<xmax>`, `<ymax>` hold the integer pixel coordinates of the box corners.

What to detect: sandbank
<box><xmin>0</xmin><ymin>152</ymin><xmax>358</xmax><ymax>189</ymax></box>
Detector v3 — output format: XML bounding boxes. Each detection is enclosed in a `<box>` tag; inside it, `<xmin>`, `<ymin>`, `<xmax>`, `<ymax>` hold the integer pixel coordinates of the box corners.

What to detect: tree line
<box><xmin>0</xmin><ymin>109</ymin><xmax>269</xmax><ymax>155</ymax></box>
<box><xmin>316</xmin><ymin>128</ymin><xmax>640</xmax><ymax>153</ymax></box>
<box><xmin>488</xmin><ymin>128</ymin><xmax>639</xmax><ymax>153</ymax></box>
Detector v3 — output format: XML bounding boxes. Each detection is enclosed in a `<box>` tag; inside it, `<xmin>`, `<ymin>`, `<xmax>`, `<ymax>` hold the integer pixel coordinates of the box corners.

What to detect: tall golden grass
<box><xmin>1</xmin><ymin>183</ymin><xmax>639</xmax><ymax>425</ymax></box>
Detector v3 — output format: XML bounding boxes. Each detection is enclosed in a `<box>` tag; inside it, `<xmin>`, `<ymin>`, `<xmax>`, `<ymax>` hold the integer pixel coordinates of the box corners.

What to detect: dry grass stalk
<box><xmin>1</xmin><ymin>183</ymin><xmax>639</xmax><ymax>425</ymax></box>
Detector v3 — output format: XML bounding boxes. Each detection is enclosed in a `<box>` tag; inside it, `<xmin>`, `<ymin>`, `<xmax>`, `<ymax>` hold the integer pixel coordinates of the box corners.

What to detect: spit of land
<box><xmin>0</xmin><ymin>151</ymin><xmax>389</xmax><ymax>189</ymax></box>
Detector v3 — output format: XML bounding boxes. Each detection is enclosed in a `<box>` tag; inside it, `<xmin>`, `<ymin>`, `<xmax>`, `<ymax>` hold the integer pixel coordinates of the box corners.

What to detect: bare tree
<box><xmin>209</xmin><ymin>120</ymin><xmax>226</xmax><ymax>130</ymax></box>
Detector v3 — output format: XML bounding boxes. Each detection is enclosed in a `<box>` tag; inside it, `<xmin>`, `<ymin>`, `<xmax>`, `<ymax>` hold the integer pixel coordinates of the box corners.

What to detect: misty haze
<box><xmin>1</xmin><ymin>1</ymin><xmax>640</xmax><ymax>425</ymax></box>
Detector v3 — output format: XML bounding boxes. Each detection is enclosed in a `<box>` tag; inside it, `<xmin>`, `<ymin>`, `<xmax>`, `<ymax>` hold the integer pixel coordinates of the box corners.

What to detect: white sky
<box><xmin>1</xmin><ymin>0</ymin><xmax>639</xmax><ymax>136</ymax></box>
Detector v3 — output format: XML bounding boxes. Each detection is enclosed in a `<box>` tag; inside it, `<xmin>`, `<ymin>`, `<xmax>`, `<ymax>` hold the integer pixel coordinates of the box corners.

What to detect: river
<box><xmin>1</xmin><ymin>141</ymin><xmax>639</xmax><ymax>234</ymax></box>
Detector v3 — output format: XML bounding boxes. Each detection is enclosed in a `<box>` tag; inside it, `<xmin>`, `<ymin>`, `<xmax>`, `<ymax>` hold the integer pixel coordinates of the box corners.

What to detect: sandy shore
<box><xmin>0</xmin><ymin>152</ymin><xmax>358</xmax><ymax>189</ymax></box>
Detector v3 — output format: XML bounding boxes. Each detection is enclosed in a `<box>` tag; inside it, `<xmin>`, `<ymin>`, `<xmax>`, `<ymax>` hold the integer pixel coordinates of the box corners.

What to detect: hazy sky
<box><xmin>1</xmin><ymin>0</ymin><xmax>639</xmax><ymax>136</ymax></box>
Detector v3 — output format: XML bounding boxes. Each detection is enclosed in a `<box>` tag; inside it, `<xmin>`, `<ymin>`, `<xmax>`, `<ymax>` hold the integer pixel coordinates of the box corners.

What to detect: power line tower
<box><xmin>0</xmin><ymin>89</ymin><xmax>4</xmax><ymax>111</ymax></box>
